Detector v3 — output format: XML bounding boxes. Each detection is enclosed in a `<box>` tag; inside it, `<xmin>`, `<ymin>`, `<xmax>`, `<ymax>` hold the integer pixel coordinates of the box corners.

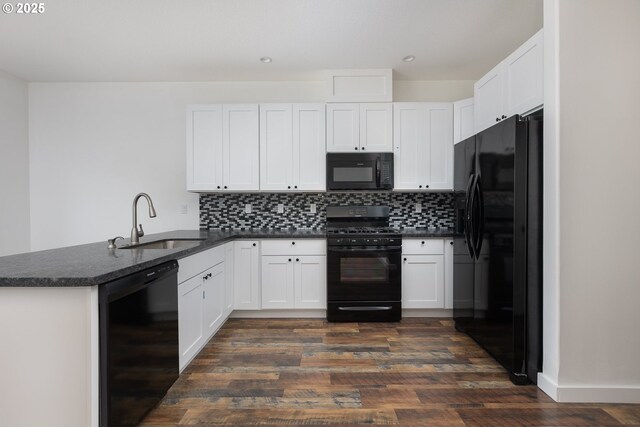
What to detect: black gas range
<box><xmin>326</xmin><ymin>206</ymin><xmax>402</xmax><ymax>322</ymax></box>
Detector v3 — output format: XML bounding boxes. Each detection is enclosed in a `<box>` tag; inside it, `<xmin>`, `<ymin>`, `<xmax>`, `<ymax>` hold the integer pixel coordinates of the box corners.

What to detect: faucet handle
<box><xmin>137</xmin><ymin>224</ymin><xmax>145</xmax><ymax>238</ymax></box>
<box><xmin>107</xmin><ymin>236</ymin><xmax>124</xmax><ymax>249</ymax></box>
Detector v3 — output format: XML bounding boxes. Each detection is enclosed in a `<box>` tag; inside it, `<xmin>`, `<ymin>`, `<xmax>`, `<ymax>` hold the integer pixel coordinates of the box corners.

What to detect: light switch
<box><xmin>277</xmin><ymin>204</ymin><xmax>284</xmax><ymax>214</ymax></box>
<box><xmin>310</xmin><ymin>203</ymin><xmax>316</xmax><ymax>214</ymax></box>
<box><xmin>245</xmin><ymin>204</ymin><xmax>252</xmax><ymax>214</ymax></box>
<box><xmin>179</xmin><ymin>204</ymin><xmax>188</xmax><ymax>215</ymax></box>
<box><xmin>415</xmin><ymin>202</ymin><xmax>422</xmax><ymax>213</ymax></box>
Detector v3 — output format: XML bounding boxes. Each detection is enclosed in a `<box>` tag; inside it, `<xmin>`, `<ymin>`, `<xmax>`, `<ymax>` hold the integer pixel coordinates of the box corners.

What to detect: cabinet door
<box><xmin>293</xmin><ymin>104</ymin><xmax>326</xmax><ymax>191</ymax></box>
<box><xmin>294</xmin><ymin>256</ymin><xmax>326</xmax><ymax>309</ymax></box>
<box><xmin>444</xmin><ymin>239</ymin><xmax>454</xmax><ymax>309</ymax></box>
<box><xmin>233</xmin><ymin>241</ymin><xmax>261</xmax><ymax>310</ymax></box>
<box><xmin>426</xmin><ymin>103</ymin><xmax>454</xmax><ymax>190</ymax></box>
<box><xmin>359</xmin><ymin>103</ymin><xmax>393</xmax><ymax>152</ymax></box>
<box><xmin>393</xmin><ymin>103</ymin><xmax>425</xmax><ymax>190</ymax></box>
<box><xmin>223</xmin><ymin>104</ymin><xmax>259</xmax><ymax>190</ymax></box>
<box><xmin>260</xmin><ymin>104</ymin><xmax>293</xmax><ymax>191</ymax></box>
<box><xmin>504</xmin><ymin>29</ymin><xmax>544</xmax><ymax>117</ymax></box>
<box><xmin>474</xmin><ymin>62</ymin><xmax>505</xmax><ymax>134</ymax></box>
<box><xmin>326</xmin><ymin>103</ymin><xmax>359</xmax><ymax>152</ymax></box>
<box><xmin>402</xmin><ymin>255</ymin><xmax>444</xmax><ymax>309</ymax></box>
<box><xmin>453</xmin><ymin>98</ymin><xmax>474</xmax><ymax>144</ymax></box>
<box><xmin>203</xmin><ymin>263</ymin><xmax>225</xmax><ymax>337</ymax></box>
<box><xmin>178</xmin><ymin>275</ymin><xmax>204</xmax><ymax>370</ymax></box>
<box><xmin>186</xmin><ymin>105</ymin><xmax>223</xmax><ymax>191</ymax></box>
<box><xmin>261</xmin><ymin>256</ymin><xmax>295</xmax><ymax>309</ymax></box>
<box><xmin>224</xmin><ymin>242</ymin><xmax>234</xmax><ymax>316</ymax></box>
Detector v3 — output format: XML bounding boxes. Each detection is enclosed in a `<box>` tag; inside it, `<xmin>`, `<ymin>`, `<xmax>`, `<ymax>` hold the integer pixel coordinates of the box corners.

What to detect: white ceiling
<box><xmin>0</xmin><ymin>0</ymin><xmax>542</xmax><ymax>82</ymax></box>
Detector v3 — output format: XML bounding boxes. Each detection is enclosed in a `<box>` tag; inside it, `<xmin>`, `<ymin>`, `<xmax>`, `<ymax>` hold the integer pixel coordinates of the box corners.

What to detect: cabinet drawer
<box><xmin>178</xmin><ymin>244</ymin><xmax>225</xmax><ymax>284</ymax></box>
<box><xmin>261</xmin><ymin>239</ymin><xmax>326</xmax><ymax>256</ymax></box>
<box><xmin>402</xmin><ymin>238</ymin><xmax>444</xmax><ymax>255</ymax></box>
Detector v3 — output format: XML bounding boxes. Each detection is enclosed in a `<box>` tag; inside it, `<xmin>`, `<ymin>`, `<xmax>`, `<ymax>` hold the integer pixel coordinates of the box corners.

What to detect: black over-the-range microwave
<box><xmin>326</xmin><ymin>153</ymin><xmax>394</xmax><ymax>191</ymax></box>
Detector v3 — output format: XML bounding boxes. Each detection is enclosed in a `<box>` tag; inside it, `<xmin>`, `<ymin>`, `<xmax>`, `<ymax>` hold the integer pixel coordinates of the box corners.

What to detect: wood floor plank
<box><xmin>142</xmin><ymin>318</ymin><xmax>640</xmax><ymax>426</ymax></box>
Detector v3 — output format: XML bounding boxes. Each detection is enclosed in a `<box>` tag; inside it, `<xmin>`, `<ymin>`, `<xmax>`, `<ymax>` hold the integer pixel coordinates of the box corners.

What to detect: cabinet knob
<box><xmin>288</xmin><ymin>258</ymin><xmax>292</xmax><ymax>262</ymax></box>
<box><xmin>292</xmin><ymin>241</ymin><xmax>296</xmax><ymax>245</ymax></box>
<box><xmin>426</xmin><ymin>185</ymin><xmax>429</xmax><ymax>189</ymax></box>
<box><xmin>296</xmin><ymin>258</ymin><xmax>299</xmax><ymax>262</ymax></box>
<box><xmin>287</xmin><ymin>186</ymin><xmax>291</xmax><ymax>189</ymax></box>
<box><xmin>294</xmin><ymin>185</ymin><xmax>298</xmax><ymax>189</ymax></box>
<box><xmin>502</xmin><ymin>115</ymin><xmax>507</xmax><ymax>119</ymax></box>
<box><xmin>403</xmin><ymin>258</ymin><xmax>407</xmax><ymax>262</ymax></box>
<box><xmin>496</xmin><ymin>118</ymin><xmax>500</xmax><ymax>122</ymax></box>
<box><xmin>421</xmin><ymin>241</ymin><xmax>425</xmax><ymax>244</ymax></box>
<box><xmin>361</xmin><ymin>147</ymin><xmax>365</xmax><ymax>150</ymax></box>
<box><xmin>252</xmin><ymin>243</ymin><xmax>256</xmax><ymax>247</ymax></box>
<box><xmin>450</xmin><ymin>241</ymin><xmax>454</xmax><ymax>245</ymax></box>
<box><xmin>224</xmin><ymin>186</ymin><xmax>228</xmax><ymax>189</ymax></box>
<box><xmin>217</xmin><ymin>186</ymin><xmax>220</xmax><ymax>189</ymax></box>
<box><xmin>419</xmin><ymin>185</ymin><xmax>422</xmax><ymax>188</ymax></box>
<box><xmin>354</xmin><ymin>147</ymin><xmax>358</xmax><ymax>150</ymax></box>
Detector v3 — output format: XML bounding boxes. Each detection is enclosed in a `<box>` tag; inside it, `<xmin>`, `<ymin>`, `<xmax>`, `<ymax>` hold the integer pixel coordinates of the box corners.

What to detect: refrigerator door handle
<box><xmin>473</xmin><ymin>177</ymin><xmax>485</xmax><ymax>257</ymax></box>
<box><xmin>464</xmin><ymin>174</ymin><xmax>477</xmax><ymax>258</ymax></box>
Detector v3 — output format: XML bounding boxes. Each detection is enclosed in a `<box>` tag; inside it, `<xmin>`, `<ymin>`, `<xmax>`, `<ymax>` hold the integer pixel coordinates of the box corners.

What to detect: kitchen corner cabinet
<box><xmin>326</xmin><ymin>103</ymin><xmax>392</xmax><ymax>152</ymax></box>
<box><xmin>233</xmin><ymin>240</ymin><xmax>261</xmax><ymax>310</ymax></box>
<box><xmin>393</xmin><ymin>103</ymin><xmax>453</xmax><ymax>191</ymax></box>
<box><xmin>401</xmin><ymin>238</ymin><xmax>453</xmax><ymax>309</ymax></box>
<box><xmin>178</xmin><ymin>245</ymin><xmax>227</xmax><ymax>371</ymax></box>
<box><xmin>261</xmin><ymin>239</ymin><xmax>327</xmax><ymax>309</ymax></box>
<box><xmin>260</xmin><ymin>103</ymin><xmax>326</xmax><ymax>191</ymax></box>
<box><xmin>474</xmin><ymin>29</ymin><xmax>543</xmax><ymax>134</ymax></box>
<box><xmin>186</xmin><ymin>104</ymin><xmax>259</xmax><ymax>192</ymax></box>
<box><xmin>453</xmin><ymin>98</ymin><xmax>474</xmax><ymax>144</ymax></box>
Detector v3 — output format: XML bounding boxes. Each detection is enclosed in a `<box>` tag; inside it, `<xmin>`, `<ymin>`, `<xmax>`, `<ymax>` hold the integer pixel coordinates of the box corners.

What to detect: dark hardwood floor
<box><xmin>142</xmin><ymin>318</ymin><xmax>640</xmax><ymax>426</ymax></box>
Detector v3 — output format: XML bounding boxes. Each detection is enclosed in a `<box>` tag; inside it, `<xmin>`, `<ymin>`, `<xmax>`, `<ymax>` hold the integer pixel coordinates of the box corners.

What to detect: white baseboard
<box><xmin>538</xmin><ymin>373</ymin><xmax>640</xmax><ymax>403</ymax></box>
<box><xmin>231</xmin><ymin>309</ymin><xmax>326</xmax><ymax>318</ymax></box>
<box><xmin>402</xmin><ymin>308</ymin><xmax>453</xmax><ymax>318</ymax></box>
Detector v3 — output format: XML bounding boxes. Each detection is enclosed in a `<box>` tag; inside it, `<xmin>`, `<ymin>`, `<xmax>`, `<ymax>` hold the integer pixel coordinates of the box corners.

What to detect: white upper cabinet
<box><xmin>260</xmin><ymin>104</ymin><xmax>293</xmax><ymax>191</ymax></box>
<box><xmin>359</xmin><ymin>103</ymin><xmax>393</xmax><ymax>152</ymax></box>
<box><xmin>187</xmin><ymin>104</ymin><xmax>259</xmax><ymax>192</ymax></box>
<box><xmin>504</xmin><ymin>29</ymin><xmax>544</xmax><ymax>117</ymax></box>
<box><xmin>224</xmin><ymin>104</ymin><xmax>259</xmax><ymax>191</ymax></box>
<box><xmin>186</xmin><ymin>105</ymin><xmax>223</xmax><ymax>191</ymax></box>
<box><xmin>293</xmin><ymin>104</ymin><xmax>326</xmax><ymax>191</ymax></box>
<box><xmin>453</xmin><ymin>98</ymin><xmax>475</xmax><ymax>144</ymax></box>
<box><xmin>327</xmin><ymin>103</ymin><xmax>392</xmax><ymax>152</ymax></box>
<box><xmin>474</xmin><ymin>29</ymin><xmax>544</xmax><ymax>134</ymax></box>
<box><xmin>260</xmin><ymin>103</ymin><xmax>325</xmax><ymax>191</ymax></box>
<box><xmin>393</xmin><ymin>102</ymin><xmax>453</xmax><ymax>191</ymax></box>
<box><xmin>474</xmin><ymin>62</ymin><xmax>506</xmax><ymax>134</ymax></box>
<box><xmin>326</xmin><ymin>103</ymin><xmax>359</xmax><ymax>152</ymax></box>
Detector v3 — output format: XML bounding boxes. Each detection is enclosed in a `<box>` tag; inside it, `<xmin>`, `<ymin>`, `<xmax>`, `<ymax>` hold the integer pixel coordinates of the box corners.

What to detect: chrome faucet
<box><xmin>131</xmin><ymin>193</ymin><xmax>157</xmax><ymax>244</ymax></box>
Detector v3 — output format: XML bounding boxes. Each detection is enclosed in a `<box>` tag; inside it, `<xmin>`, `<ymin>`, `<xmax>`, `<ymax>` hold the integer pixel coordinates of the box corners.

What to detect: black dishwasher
<box><xmin>99</xmin><ymin>260</ymin><xmax>179</xmax><ymax>426</ymax></box>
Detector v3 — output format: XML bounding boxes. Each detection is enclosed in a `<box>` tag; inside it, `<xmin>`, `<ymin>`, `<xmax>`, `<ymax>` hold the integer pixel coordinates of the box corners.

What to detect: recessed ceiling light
<box><xmin>260</xmin><ymin>57</ymin><xmax>272</xmax><ymax>64</ymax></box>
<box><xmin>402</xmin><ymin>55</ymin><xmax>415</xmax><ymax>62</ymax></box>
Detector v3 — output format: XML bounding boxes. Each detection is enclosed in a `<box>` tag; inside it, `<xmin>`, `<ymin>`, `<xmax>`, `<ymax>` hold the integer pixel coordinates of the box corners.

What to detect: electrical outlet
<box><xmin>245</xmin><ymin>204</ymin><xmax>252</xmax><ymax>214</ymax></box>
<box><xmin>179</xmin><ymin>204</ymin><xmax>188</xmax><ymax>215</ymax></box>
<box><xmin>415</xmin><ymin>202</ymin><xmax>422</xmax><ymax>213</ymax></box>
<box><xmin>310</xmin><ymin>203</ymin><xmax>316</xmax><ymax>214</ymax></box>
<box><xmin>277</xmin><ymin>204</ymin><xmax>284</xmax><ymax>214</ymax></box>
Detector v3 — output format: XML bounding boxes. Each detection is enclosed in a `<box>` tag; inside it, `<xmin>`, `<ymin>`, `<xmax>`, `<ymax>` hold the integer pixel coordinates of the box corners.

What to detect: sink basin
<box><xmin>118</xmin><ymin>238</ymin><xmax>205</xmax><ymax>250</ymax></box>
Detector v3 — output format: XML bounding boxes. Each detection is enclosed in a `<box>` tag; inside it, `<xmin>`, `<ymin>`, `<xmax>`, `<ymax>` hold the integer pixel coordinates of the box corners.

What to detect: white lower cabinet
<box><xmin>233</xmin><ymin>240</ymin><xmax>261</xmax><ymax>310</ymax></box>
<box><xmin>203</xmin><ymin>263</ymin><xmax>225</xmax><ymax>336</ymax></box>
<box><xmin>402</xmin><ymin>238</ymin><xmax>453</xmax><ymax>310</ymax></box>
<box><xmin>260</xmin><ymin>239</ymin><xmax>326</xmax><ymax>310</ymax></box>
<box><xmin>224</xmin><ymin>242</ymin><xmax>234</xmax><ymax>316</ymax></box>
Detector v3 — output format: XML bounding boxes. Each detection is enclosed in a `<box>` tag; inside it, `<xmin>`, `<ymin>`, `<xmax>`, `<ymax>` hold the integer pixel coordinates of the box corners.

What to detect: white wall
<box><xmin>27</xmin><ymin>80</ymin><xmax>472</xmax><ymax>251</ymax></box>
<box><xmin>540</xmin><ymin>0</ymin><xmax>640</xmax><ymax>403</ymax></box>
<box><xmin>0</xmin><ymin>70</ymin><xmax>30</xmax><ymax>256</ymax></box>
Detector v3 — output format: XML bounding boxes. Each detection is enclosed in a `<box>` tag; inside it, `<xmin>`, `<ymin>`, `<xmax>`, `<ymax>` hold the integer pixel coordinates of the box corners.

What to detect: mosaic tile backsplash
<box><xmin>200</xmin><ymin>192</ymin><xmax>455</xmax><ymax>230</ymax></box>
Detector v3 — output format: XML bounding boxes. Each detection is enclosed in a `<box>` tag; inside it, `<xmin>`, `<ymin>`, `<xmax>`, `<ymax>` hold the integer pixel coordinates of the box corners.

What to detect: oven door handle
<box><xmin>375</xmin><ymin>157</ymin><xmax>381</xmax><ymax>187</ymax></box>
<box><xmin>338</xmin><ymin>306</ymin><xmax>393</xmax><ymax>311</ymax></box>
<box><xmin>327</xmin><ymin>246</ymin><xmax>402</xmax><ymax>253</ymax></box>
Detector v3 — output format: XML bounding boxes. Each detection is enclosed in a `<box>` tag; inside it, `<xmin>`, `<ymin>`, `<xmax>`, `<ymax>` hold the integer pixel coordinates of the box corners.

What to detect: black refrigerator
<box><xmin>453</xmin><ymin>113</ymin><xmax>542</xmax><ymax>385</ymax></box>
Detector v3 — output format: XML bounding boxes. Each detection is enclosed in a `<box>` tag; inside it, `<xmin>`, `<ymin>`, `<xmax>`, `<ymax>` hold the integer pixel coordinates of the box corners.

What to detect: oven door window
<box><xmin>341</xmin><ymin>257</ymin><xmax>389</xmax><ymax>283</ymax></box>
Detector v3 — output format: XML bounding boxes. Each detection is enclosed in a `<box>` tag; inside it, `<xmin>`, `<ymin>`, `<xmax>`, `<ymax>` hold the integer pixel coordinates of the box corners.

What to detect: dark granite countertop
<box><xmin>0</xmin><ymin>228</ymin><xmax>455</xmax><ymax>288</ymax></box>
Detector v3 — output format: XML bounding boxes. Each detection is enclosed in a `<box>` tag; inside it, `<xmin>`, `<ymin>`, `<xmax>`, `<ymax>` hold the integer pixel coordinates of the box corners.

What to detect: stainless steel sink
<box><xmin>118</xmin><ymin>238</ymin><xmax>205</xmax><ymax>250</ymax></box>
